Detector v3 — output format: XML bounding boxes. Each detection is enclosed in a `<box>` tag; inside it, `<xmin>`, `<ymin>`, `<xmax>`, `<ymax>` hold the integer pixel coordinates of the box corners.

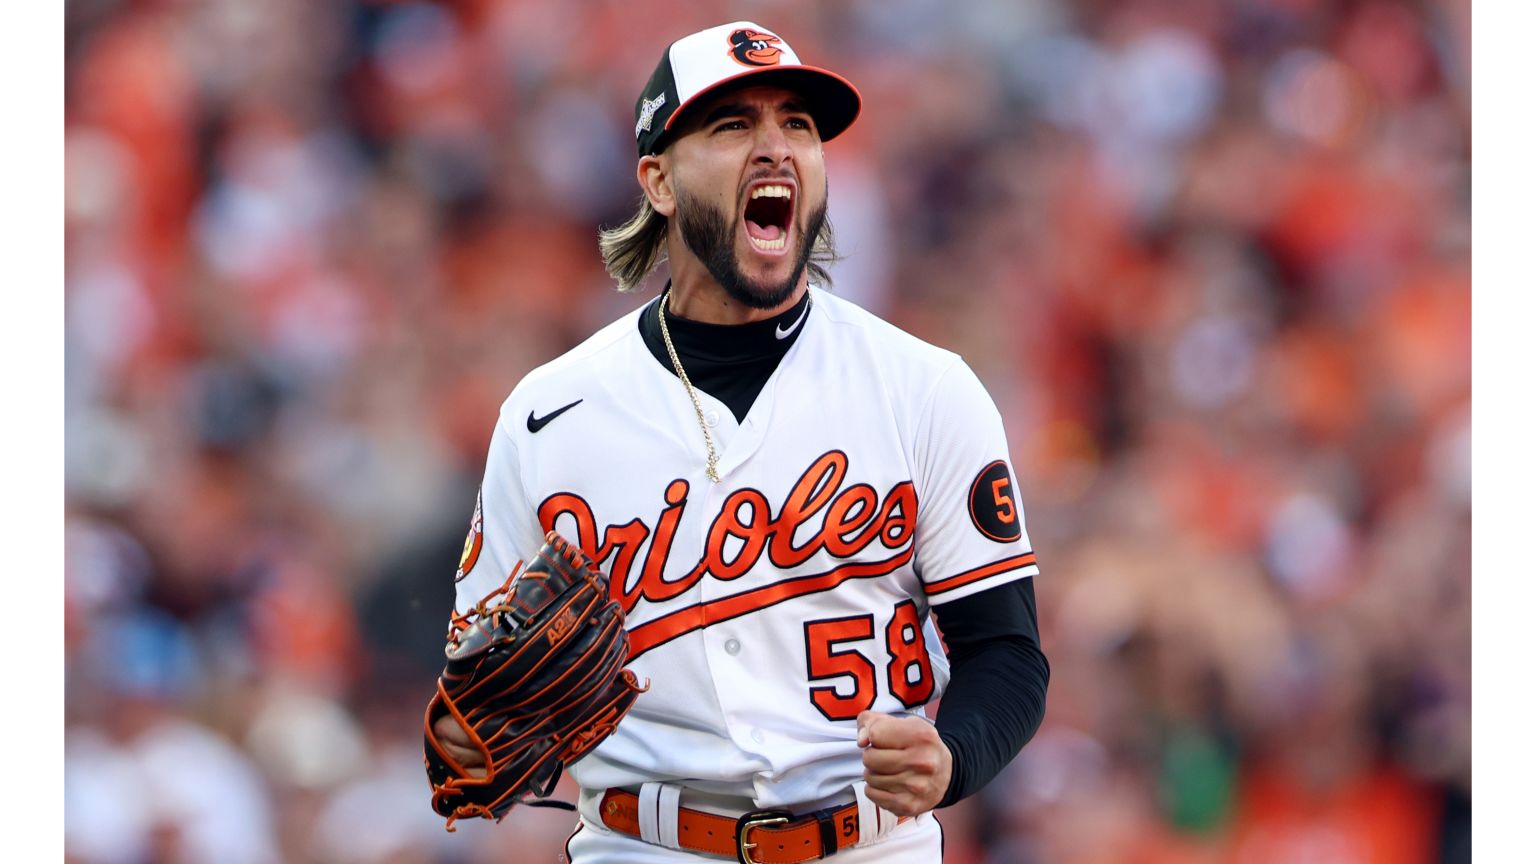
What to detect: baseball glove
<box><xmin>424</xmin><ymin>531</ymin><xmax>646</xmax><ymax>828</ymax></box>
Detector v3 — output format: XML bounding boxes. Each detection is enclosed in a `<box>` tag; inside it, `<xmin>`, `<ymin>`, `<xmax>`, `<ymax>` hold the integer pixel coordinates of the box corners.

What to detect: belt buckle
<box><xmin>735</xmin><ymin>808</ymin><xmax>793</xmax><ymax>864</ymax></box>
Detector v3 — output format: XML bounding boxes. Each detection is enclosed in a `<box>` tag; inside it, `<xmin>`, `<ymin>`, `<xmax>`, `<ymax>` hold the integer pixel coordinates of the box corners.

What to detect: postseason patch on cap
<box><xmin>635</xmin><ymin>92</ymin><xmax>667</xmax><ymax>139</ymax></box>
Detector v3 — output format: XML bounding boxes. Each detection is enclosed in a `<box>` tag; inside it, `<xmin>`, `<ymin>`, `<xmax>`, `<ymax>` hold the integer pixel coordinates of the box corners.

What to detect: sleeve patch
<box><xmin>968</xmin><ymin>460</ymin><xmax>1022</xmax><ymax>543</ymax></box>
<box><xmin>455</xmin><ymin>489</ymin><xmax>484</xmax><ymax>582</ymax></box>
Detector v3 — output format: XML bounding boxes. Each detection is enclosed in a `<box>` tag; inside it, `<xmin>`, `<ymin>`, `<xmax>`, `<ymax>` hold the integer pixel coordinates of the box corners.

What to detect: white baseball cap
<box><xmin>632</xmin><ymin>21</ymin><xmax>862</xmax><ymax>157</ymax></box>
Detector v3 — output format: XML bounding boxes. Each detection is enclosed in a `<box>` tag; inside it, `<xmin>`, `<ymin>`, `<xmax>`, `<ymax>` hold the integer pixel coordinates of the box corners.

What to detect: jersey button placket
<box><xmin>689</xmin><ymin>391</ymin><xmax>735</xmax><ymax>481</ymax></box>
<box><xmin>695</xmin><ymin>481</ymin><xmax>754</xmax><ymax>750</ymax></box>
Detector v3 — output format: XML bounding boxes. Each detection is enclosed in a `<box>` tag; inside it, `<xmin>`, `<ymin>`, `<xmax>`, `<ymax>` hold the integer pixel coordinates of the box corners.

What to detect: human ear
<box><xmin>638</xmin><ymin>155</ymin><xmax>675</xmax><ymax>218</ymax></box>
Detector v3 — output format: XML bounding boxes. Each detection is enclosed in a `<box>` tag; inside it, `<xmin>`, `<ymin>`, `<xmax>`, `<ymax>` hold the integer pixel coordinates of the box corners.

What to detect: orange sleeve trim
<box><xmin>924</xmin><ymin>552</ymin><xmax>1037</xmax><ymax>596</ymax></box>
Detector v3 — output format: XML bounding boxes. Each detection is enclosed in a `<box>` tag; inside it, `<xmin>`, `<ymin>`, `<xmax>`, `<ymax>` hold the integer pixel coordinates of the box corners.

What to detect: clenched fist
<box><xmin>856</xmin><ymin>711</ymin><xmax>952</xmax><ymax>816</ymax></box>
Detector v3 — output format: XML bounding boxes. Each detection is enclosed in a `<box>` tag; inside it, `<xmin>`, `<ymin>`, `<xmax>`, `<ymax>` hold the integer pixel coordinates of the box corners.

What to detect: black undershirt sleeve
<box><xmin>929</xmin><ymin>577</ymin><xmax>1050</xmax><ymax>808</ymax></box>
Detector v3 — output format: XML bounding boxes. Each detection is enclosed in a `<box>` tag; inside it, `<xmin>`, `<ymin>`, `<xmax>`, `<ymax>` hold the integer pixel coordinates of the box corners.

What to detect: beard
<box><xmin>675</xmin><ymin>182</ymin><xmax>828</xmax><ymax>310</ymax></box>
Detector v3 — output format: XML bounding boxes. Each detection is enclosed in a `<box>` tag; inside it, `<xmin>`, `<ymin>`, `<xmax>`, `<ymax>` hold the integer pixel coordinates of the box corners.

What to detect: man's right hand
<box><xmin>432</xmin><ymin>714</ymin><xmax>488</xmax><ymax>778</ymax></box>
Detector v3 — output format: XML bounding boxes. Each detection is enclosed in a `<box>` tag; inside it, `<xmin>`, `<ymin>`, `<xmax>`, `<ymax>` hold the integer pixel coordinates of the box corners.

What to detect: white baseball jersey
<box><xmin>452</xmin><ymin>285</ymin><xmax>1039</xmax><ymax>810</ymax></box>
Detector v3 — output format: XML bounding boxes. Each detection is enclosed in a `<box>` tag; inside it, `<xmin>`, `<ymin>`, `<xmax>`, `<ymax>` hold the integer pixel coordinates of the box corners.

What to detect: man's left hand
<box><xmin>856</xmin><ymin>711</ymin><xmax>952</xmax><ymax>816</ymax></box>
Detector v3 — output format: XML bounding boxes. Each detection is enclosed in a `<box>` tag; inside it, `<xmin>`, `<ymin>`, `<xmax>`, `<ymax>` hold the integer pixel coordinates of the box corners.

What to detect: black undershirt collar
<box><xmin>638</xmin><ymin>286</ymin><xmax>811</xmax><ymax>423</ymax></box>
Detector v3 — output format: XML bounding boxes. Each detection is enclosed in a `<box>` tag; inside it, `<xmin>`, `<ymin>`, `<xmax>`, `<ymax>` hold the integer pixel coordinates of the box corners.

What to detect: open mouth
<box><xmin>742</xmin><ymin>183</ymin><xmax>794</xmax><ymax>253</ymax></box>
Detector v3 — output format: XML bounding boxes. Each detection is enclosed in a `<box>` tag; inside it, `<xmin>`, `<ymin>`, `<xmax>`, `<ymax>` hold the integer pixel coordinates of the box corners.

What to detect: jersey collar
<box><xmin>644</xmin><ymin>285</ymin><xmax>812</xmax><ymax>364</ymax></box>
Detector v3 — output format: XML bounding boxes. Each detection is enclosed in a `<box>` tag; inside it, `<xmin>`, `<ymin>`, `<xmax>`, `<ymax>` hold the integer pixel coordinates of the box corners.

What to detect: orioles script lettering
<box><xmin>536</xmin><ymin>450</ymin><xmax>917</xmax><ymax>615</ymax></box>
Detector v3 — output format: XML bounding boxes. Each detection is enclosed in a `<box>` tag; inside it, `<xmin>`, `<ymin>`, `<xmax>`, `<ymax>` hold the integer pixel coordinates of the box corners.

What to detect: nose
<box><xmin>751</xmin><ymin>121</ymin><xmax>792</xmax><ymax>167</ymax></box>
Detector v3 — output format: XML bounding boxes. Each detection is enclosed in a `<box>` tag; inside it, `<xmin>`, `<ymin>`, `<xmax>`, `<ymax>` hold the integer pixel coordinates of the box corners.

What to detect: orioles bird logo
<box><xmin>455</xmin><ymin>490</ymin><xmax>484</xmax><ymax>582</ymax></box>
<box><xmin>728</xmin><ymin>29</ymin><xmax>784</xmax><ymax>67</ymax></box>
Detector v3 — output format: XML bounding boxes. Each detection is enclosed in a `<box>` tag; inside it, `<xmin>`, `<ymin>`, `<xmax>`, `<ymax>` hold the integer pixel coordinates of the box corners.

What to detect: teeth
<box><xmin>746</xmin><ymin>185</ymin><xmax>791</xmax><ymax>251</ymax></box>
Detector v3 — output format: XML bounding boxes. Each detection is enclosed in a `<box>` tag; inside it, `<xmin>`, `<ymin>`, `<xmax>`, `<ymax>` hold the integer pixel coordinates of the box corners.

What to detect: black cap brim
<box><xmin>647</xmin><ymin>65</ymin><xmax>861</xmax><ymax>156</ymax></box>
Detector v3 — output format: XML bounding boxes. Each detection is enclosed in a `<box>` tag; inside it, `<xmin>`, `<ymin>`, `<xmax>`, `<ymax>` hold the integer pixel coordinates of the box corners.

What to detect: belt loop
<box><xmin>657</xmin><ymin>784</ymin><xmax>682</xmax><ymax>850</ymax></box>
<box><xmin>638</xmin><ymin>782</ymin><xmax>663</xmax><ymax>845</ymax></box>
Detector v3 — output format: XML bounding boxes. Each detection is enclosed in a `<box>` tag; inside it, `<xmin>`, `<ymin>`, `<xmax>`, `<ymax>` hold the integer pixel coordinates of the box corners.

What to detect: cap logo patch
<box><xmin>636</xmin><ymin>92</ymin><xmax>667</xmax><ymax>138</ymax></box>
<box><xmin>728</xmin><ymin>28</ymin><xmax>784</xmax><ymax>67</ymax></box>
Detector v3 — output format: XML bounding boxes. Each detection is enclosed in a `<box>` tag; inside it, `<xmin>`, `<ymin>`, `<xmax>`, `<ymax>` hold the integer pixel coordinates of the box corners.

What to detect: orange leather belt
<box><xmin>599</xmin><ymin>788</ymin><xmax>895</xmax><ymax>863</ymax></box>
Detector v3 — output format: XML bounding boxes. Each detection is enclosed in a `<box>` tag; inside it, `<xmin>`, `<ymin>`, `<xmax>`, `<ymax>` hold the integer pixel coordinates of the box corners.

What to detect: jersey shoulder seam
<box><xmin>490</xmin><ymin>413</ymin><xmax>537</xmax><ymax>527</ymax></box>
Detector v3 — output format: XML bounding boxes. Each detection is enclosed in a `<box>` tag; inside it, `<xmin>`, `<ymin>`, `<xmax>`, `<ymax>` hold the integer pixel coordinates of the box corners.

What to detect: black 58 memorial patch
<box><xmin>969</xmin><ymin>460</ymin><xmax>1021</xmax><ymax>542</ymax></box>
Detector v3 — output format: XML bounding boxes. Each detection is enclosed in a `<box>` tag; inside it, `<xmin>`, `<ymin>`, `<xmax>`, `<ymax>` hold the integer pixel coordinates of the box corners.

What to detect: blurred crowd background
<box><xmin>63</xmin><ymin>0</ymin><xmax>1471</xmax><ymax>861</ymax></box>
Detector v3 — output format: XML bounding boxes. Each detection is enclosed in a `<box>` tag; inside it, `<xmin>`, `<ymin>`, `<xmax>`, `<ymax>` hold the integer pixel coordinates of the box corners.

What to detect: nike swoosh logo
<box><xmin>526</xmin><ymin>399</ymin><xmax>583</xmax><ymax>433</ymax></box>
<box><xmin>775</xmin><ymin>303</ymin><xmax>810</xmax><ymax>340</ymax></box>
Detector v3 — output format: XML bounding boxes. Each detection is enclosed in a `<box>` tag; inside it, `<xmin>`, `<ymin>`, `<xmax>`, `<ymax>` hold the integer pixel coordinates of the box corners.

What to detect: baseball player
<box><xmin>432</xmin><ymin>21</ymin><xmax>1050</xmax><ymax>863</ymax></box>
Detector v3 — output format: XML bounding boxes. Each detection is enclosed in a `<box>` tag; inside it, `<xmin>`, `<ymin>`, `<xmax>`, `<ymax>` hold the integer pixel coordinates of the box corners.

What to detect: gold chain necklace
<box><xmin>657</xmin><ymin>290</ymin><xmax>721</xmax><ymax>483</ymax></box>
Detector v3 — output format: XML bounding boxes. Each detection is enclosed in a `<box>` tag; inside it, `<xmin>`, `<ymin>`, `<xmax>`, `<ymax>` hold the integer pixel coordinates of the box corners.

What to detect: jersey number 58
<box><xmin>802</xmin><ymin>600</ymin><xmax>935</xmax><ymax>721</ymax></box>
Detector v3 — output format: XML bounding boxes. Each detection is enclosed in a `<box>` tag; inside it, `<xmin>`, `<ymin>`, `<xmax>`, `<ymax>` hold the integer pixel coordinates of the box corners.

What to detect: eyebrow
<box><xmin>699</xmin><ymin>98</ymin><xmax>814</xmax><ymax>127</ymax></box>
